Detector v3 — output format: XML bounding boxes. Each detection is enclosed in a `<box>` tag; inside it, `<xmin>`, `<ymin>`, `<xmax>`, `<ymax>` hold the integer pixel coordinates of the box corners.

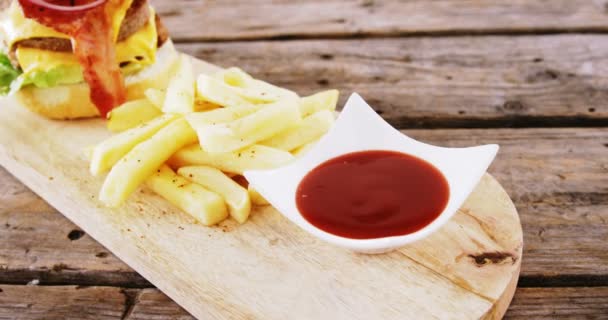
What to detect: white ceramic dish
<box><xmin>245</xmin><ymin>93</ymin><xmax>499</xmax><ymax>253</ymax></box>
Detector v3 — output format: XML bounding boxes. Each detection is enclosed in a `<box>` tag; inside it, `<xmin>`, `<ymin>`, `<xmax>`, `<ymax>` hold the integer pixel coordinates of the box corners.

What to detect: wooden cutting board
<box><xmin>0</xmin><ymin>57</ymin><xmax>523</xmax><ymax>320</ymax></box>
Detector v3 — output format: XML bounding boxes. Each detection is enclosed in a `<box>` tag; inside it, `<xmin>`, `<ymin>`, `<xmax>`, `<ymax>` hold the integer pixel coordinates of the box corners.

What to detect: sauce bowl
<box><xmin>244</xmin><ymin>93</ymin><xmax>499</xmax><ymax>253</ymax></box>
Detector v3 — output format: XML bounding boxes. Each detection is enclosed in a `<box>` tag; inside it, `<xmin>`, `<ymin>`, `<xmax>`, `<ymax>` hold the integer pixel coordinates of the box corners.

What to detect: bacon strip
<box><xmin>72</xmin><ymin>4</ymin><xmax>126</xmax><ymax>117</ymax></box>
<box><xmin>18</xmin><ymin>0</ymin><xmax>126</xmax><ymax>117</ymax></box>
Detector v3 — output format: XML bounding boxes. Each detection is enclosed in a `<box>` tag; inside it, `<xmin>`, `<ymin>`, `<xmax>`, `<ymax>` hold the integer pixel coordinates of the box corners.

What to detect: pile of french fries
<box><xmin>87</xmin><ymin>54</ymin><xmax>338</xmax><ymax>226</ymax></box>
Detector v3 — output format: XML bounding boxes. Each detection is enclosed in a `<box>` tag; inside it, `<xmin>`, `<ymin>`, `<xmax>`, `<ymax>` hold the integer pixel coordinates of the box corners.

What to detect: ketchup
<box><xmin>296</xmin><ymin>150</ymin><xmax>449</xmax><ymax>239</ymax></box>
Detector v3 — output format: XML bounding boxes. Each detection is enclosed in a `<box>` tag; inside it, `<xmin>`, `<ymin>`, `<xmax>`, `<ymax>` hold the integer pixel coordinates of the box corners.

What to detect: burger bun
<box><xmin>16</xmin><ymin>40</ymin><xmax>179</xmax><ymax>120</ymax></box>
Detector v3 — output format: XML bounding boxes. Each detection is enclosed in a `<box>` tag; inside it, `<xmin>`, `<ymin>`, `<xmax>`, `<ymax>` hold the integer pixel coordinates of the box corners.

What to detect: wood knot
<box><xmin>501</xmin><ymin>100</ymin><xmax>526</xmax><ymax>112</ymax></box>
<box><xmin>526</xmin><ymin>69</ymin><xmax>559</xmax><ymax>83</ymax></box>
<box><xmin>317</xmin><ymin>79</ymin><xmax>330</xmax><ymax>86</ymax></box>
<box><xmin>160</xmin><ymin>9</ymin><xmax>181</xmax><ymax>17</ymax></box>
<box><xmin>469</xmin><ymin>251</ymin><xmax>517</xmax><ymax>266</ymax></box>
<box><xmin>361</xmin><ymin>0</ymin><xmax>375</xmax><ymax>8</ymax></box>
<box><xmin>67</xmin><ymin>229</ymin><xmax>85</xmax><ymax>241</ymax></box>
<box><xmin>52</xmin><ymin>263</ymin><xmax>77</xmax><ymax>272</ymax></box>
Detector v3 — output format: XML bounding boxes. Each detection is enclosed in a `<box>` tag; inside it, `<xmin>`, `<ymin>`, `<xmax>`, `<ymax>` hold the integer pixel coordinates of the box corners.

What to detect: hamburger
<box><xmin>0</xmin><ymin>0</ymin><xmax>178</xmax><ymax>119</ymax></box>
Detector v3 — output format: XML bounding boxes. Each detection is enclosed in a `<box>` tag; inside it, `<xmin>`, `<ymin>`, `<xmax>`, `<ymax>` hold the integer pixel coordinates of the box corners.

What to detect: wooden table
<box><xmin>1</xmin><ymin>1</ymin><xmax>607</xmax><ymax>318</ymax></box>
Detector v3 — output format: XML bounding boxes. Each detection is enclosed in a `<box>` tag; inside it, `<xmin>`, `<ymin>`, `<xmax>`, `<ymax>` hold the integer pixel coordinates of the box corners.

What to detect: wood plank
<box><xmin>505</xmin><ymin>287</ymin><xmax>608</xmax><ymax>319</ymax></box>
<box><xmin>177</xmin><ymin>35</ymin><xmax>608</xmax><ymax>128</ymax></box>
<box><xmin>0</xmin><ymin>286</ymin><xmax>606</xmax><ymax>319</ymax></box>
<box><xmin>127</xmin><ymin>289</ymin><xmax>192</xmax><ymax>320</ymax></box>
<box><xmin>150</xmin><ymin>0</ymin><xmax>608</xmax><ymax>41</ymax></box>
<box><xmin>0</xmin><ymin>167</ymin><xmax>148</xmax><ymax>287</ymax></box>
<box><xmin>128</xmin><ymin>287</ymin><xmax>608</xmax><ymax>320</ymax></box>
<box><xmin>0</xmin><ymin>59</ymin><xmax>521</xmax><ymax>319</ymax></box>
<box><xmin>126</xmin><ymin>287</ymin><xmax>608</xmax><ymax>320</ymax></box>
<box><xmin>0</xmin><ymin>285</ymin><xmax>127</xmax><ymax>320</ymax></box>
<box><xmin>1</xmin><ymin>128</ymin><xmax>606</xmax><ymax>286</ymax></box>
<box><xmin>404</xmin><ymin>128</ymin><xmax>608</xmax><ymax>280</ymax></box>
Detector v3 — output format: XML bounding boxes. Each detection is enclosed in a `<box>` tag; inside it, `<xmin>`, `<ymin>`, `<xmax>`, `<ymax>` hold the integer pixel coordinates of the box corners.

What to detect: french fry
<box><xmin>169</xmin><ymin>144</ymin><xmax>294</xmax><ymax>175</ymax></box>
<box><xmin>195</xmin><ymin>100</ymin><xmax>222</xmax><ymax>112</ymax></box>
<box><xmin>162</xmin><ymin>54</ymin><xmax>195</xmax><ymax>114</ymax></box>
<box><xmin>99</xmin><ymin>118</ymin><xmax>198</xmax><ymax>207</ymax></box>
<box><xmin>178</xmin><ymin>166</ymin><xmax>251</xmax><ymax>223</ymax></box>
<box><xmin>185</xmin><ymin>104</ymin><xmax>262</xmax><ymax>128</ymax></box>
<box><xmin>214</xmin><ymin>67</ymin><xmax>298</xmax><ymax>103</ymax></box>
<box><xmin>146</xmin><ymin>165</ymin><xmax>228</xmax><ymax>226</ymax></box>
<box><xmin>299</xmin><ymin>89</ymin><xmax>339</xmax><ymax>117</ymax></box>
<box><xmin>144</xmin><ymin>88</ymin><xmax>165</xmax><ymax>109</ymax></box>
<box><xmin>261</xmin><ymin>110</ymin><xmax>334</xmax><ymax>151</ymax></box>
<box><xmin>248</xmin><ymin>185</ymin><xmax>269</xmax><ymax>206</ymax></box>
<box><xmin>196</xmin><ymin>74</ymin><xmax>253</xmax><ymax>107</ymax></box>
<box><xmin>195</xmin><ymin>98</ymin><xmax>301</xmax><ymax>153</ymax></box>
<box><xmin>107</xmin><ymin>99</ymin><xmax>163</xmax><ymax>133</ymax></box>
<box><xmin>214</xmin><ymin>67</ymin><xmax>250</xmax><ymax>87</ymax></box>
<box><xmin>292</xmin><ymin>140</ymin><xmax>318</xmax><ymax>157</ymax></box>
<box><xmin>90</xmin><ymin>114</ymin><xmax>178</xmax><ymax>176</ymax></box>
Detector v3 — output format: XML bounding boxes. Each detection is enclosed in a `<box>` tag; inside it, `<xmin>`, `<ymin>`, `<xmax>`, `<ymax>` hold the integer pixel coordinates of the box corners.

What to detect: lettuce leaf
<box><xmin>0</xmin><ymin>53</ymin><xmax>22</xmax><ymax>95</ymax></box>
<box><xmin>21</xmin><ymin>64</ymin><xmax>84</xmax><ymax>88</ymax></box>
<box><xmin>8</xmin><ymin>64</ymin><xmax>84</xmax><ymax>95</ymax></box>
<box><xmin>2</xmin><ymin>51</ymin><xmax>141</xmax><ymax>95</ymax></box>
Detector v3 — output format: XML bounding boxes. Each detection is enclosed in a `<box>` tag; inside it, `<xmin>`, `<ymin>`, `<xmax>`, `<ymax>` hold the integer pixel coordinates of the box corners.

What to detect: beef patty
<box><xmin>8</xmin><ymin>0</ymin><xmax>169</xmax><ymax>68</ymax></box>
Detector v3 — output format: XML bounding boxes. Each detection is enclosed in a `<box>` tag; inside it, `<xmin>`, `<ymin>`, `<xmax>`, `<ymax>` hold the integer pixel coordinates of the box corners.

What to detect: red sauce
<box><xmin>296</xmin><ymin>150</ymin><xmax>449</xmax><ymax>239</ymax></box>
<box><xmin>19</xmin><ymin>0</ymin><xmax>126</xmax><ymax>117</ymax></box>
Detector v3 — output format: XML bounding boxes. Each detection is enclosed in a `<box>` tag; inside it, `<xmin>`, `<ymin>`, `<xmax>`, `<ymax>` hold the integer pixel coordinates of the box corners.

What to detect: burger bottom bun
<box><xmin>16</xmin><ymin>40</ymin><xmax>179</xmax><ymax>120</ymax></box>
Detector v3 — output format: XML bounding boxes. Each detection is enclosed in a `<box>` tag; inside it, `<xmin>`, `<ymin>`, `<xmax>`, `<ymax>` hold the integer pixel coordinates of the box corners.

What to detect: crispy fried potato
<box><xmin>195</xmin><ymin>98</ymin><xmax>301</xmax><ymax>153</ymax></box>
<box><xmin>147</xmin><ymin>165</ymin><xmax>228</xmax><ymax>226</ymax></box>
<box><xmin>99</xmin><ymin>118</ymin><xmax>198</xmax><ymax>207</ymax></box>
<box><xmin>185</xmin><ymin>104</ymin><xmax>262</xmax><ymax>128</ymax></box>
<box><xmin>248</xmin><ymin>185</ymin><xmax>269</xmax><ymax>206</ymax></box>
<box><xmin>107</xmin><ymin>99</ymin><xmax>163</xmax><ymax>133</ymax></box>
<box><xmin>169</xmin><ymin>144</ymin><xmax>294</xmax><ymax>175</ymax></box>
<box><xmin>299</xmin><ymin>89</ymin><xmax>339</xmax><ymax>117</ymax></box>
<box><xmin>196</xmin><ymin>74</ymin><xmax>253</xmax><ymax>107</ymax></box>
<box><xmin>178</xmin><ymin>166</ymin><xmax>251</xmax><ymax>223</ymax></box>
<box><xmin>261</xmin><ymin>110</ymin><xmax>334</xmax><ymax>151</ymax></box>
<box><xmin>162</xmin><ymin>54</ymin><xmax>195</xmax><ymax>114</ymax></box>
<box><xmin>90</xmin><ymin>114</ymin><xmax>178</xmax><ymax>176</ymax></box>
<box><xmin>292</xmin><ymin>140</ymin><xmax>318</xmax><ymax>157</ymax></box>
<box><xmin>144</xmin><ymin>88</ymin><xmax>166</xmax><ymax>109</ymax></box>
<box><xmin>214</xmin><ymin>67</ymin><xmax>298</xmax><ymax>103</ymax></box>
<box><xmin>194</xmin><ymin>100</ymin><xmax>222</xmax><ymax>112</ymax></box>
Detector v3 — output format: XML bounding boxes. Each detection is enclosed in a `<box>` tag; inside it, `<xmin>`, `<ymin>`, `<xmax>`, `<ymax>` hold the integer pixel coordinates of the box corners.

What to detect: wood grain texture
<box><xmin>176</xmin><ymin>35</ymin><xmax>608</xmax><ymax>128</ymax></box>
<box><xmin>1</xmin><ymin>128</ymin><xmax>606</xmax><ymax>287</ymax></box>
<box><xmin>128</xmin><ymin>287</ymin><xmax>608</xmax><ymax>320</ymax></box>
<box><xmin>127</xmin><ymin>289</ymin><xmax>192</xmax><ymax>320</ymax></box>
<box><xmin>0</xmin><ymin>286</ymin><xmax>606</xmax><ymax>319</ymax></box>
<box><xmin>150</xmin><ymin>0</ymin><xmax>608</xmax><ymax>41</ymax></box>
<box><xmin>406</xmin><ymin>128</ymin><xmax>608</xmax><ymax>280</ymax></box>
<box><xmin>0</xmin><ymin>168</ymin><xmax>148</xmax><ymax>287</ymax></box>
<box><xmin>505</xmin><ymin>287</ymin><xmax>608</xmax><ymax>319</ymax></box>
<box><xmin>0</xmin><ymin>59</ymin><xmax>521</xmax><ymax>319</ymax></box>
<box><xmin>0</xmin><ymin>285</ymin><xmax>127</xmax><ymax>320</ymax></box>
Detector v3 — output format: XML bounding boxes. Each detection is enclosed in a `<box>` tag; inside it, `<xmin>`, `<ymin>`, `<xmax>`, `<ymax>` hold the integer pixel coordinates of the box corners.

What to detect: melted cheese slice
<box><xmin>2</xmin><ymin>0</ymin><xmax>133</xmax><ymax>46</ymax></box>
<box><xmin>15</xmin><ymin>7</ymin><xmax>158</xmax><ymax>76</ymax></box>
